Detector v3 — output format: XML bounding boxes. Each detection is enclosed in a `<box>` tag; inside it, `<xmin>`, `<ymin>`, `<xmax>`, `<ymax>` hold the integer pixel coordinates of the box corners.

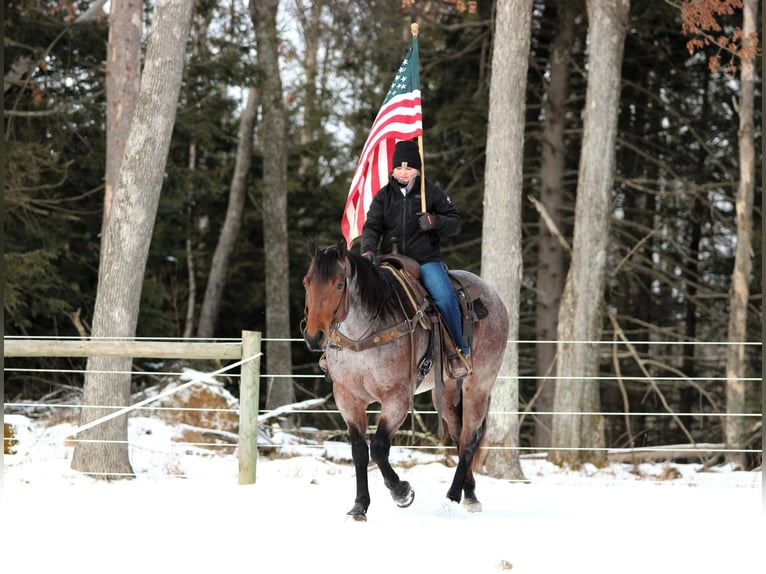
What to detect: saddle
<box><xmin>378</xmin><ymin>253</ymin><xmax>488</xmax><ymax>382</ymax></box>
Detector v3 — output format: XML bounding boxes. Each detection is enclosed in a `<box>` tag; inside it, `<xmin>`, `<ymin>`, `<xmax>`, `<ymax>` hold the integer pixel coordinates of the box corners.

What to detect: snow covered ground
<box><xmin>2</xmin><ymin>413</ymin><xmax>763</xmax><ymax>574</ymax></box>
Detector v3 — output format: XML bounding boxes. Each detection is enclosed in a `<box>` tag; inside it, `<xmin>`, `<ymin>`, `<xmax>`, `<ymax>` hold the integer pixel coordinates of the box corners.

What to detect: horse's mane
<box><xmin>314</xmin><ymin>247</ymin><xmax>403</xmax><ymax>320</ymax></box>
<box><xmin>348</xmin><ymin>251</ymin><xmax>404</xmax><ymax>319</ymax></box>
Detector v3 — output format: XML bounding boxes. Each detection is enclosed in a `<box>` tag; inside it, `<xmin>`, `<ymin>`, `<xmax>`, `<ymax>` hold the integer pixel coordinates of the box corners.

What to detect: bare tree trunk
<box><xmin>183</xmin><ymin>141</ymin><xmax>197</xmax><ymax>338</ymax></box>
<box><xmin>680</xmin><ymin>75</ymin><xmax>710</xmax><ymax>439</ymax></box>
<box><xmin>480</xmin><ymin>0</ymin><xmax>532</xmax><ymax>480</ymax></box>
<box><xmin>724</xmin><ymin>0</ymin><xmax>756</xmax><ymax>469</ymax></box>
<box><xmin>196</xmin><ymin>88</ymin><xmax>259</xmax><ymax>338</ymax></box>
<box><xmin>102</xmin><ymin>0</ymin><xmax>142</xmax><ymax>236</ymax></box>
<box><xmin>249</xmin><ymin>0</ymin><xmax>296</xmax><ymax>410</ymax></box>
<box><xmin>534</xmin><ymin>0</ymin><xmax>575</xmax><ymax>449</ymax></box>
<box><xmin>550</xmin><ymin>0</ymin><xmax>630</xmax><ymax>468</ymax></box>
<box><xmin>71</xmin><ymin>0</ymin><xmax>194</xmax><ymax>478</ymax></box>
<box><xmin>293</xmin><ymin>0</ymin><xmax>321</xmax><ymax>180</ymax></box>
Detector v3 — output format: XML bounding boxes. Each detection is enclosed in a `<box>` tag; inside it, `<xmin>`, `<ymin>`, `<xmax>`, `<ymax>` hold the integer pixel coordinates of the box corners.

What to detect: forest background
<box><xmin>3</xmin><ymin>1</ymin><xmax>762</xmax><ymax>471</ymax></box>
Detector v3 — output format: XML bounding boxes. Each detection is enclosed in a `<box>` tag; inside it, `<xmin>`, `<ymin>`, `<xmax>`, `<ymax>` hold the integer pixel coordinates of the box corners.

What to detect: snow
<box><xmin>2</xmin><ymin>409</ymin><xmax>763</xmax><ymax>573</ymax></box>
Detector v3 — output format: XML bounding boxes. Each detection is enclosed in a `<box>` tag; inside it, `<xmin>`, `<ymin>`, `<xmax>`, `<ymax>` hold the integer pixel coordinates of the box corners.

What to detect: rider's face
<box><xmin>392</xmin><ymin>165</ymin><xmax>419</xmax><ymax>183</ymax></box>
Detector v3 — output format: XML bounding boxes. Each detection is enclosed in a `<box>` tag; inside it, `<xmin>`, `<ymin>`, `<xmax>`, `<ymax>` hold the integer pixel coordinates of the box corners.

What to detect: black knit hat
<box><xmin>392</xmin><ymin>140</ymin><xmax>421</xmax><ymax>170</ymax></box>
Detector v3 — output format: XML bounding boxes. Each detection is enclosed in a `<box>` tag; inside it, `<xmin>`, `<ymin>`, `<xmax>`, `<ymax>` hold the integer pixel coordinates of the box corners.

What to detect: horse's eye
<box><xmin>336</xmin><ymin>281</ymin><xmax>344</xmax><ymax>290</ymax></box>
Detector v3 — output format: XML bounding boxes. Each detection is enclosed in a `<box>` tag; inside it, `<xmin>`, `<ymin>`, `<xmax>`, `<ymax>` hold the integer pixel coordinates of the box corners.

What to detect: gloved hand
<box><xmin>417</xmin><ymin>212</ymin><xmax>437</xmax><ymax>231</ymax></box>
<box><xmin>362</xmin><ymin>250</ymin><xmax>375</xmax><ymax>263</ymax></box>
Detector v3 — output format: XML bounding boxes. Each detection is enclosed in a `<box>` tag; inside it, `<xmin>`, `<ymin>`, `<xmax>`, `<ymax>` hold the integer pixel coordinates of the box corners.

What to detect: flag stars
<box><xmin>387</xmin><ymin>76</ymin><xmax>408</xmax><ymax>96</ymax></box>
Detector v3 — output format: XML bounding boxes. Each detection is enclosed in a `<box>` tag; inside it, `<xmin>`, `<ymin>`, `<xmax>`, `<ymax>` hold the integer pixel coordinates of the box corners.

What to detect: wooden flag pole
<box><xmin>418</xmin><ymin>135</ymin><xmax>426</xmax><ymax>212</ymax></box>
<box><xmin>411</xmin><ymin>23</ymin><xmax>427</xmax><ymax>214</ymax></box>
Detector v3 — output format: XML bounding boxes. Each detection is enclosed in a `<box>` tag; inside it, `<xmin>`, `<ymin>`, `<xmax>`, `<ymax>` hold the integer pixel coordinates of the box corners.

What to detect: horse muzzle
<box><xmin>303</xmin><ymin>328</ymin><xmax>327</xmax><ymax>352</ymax></box>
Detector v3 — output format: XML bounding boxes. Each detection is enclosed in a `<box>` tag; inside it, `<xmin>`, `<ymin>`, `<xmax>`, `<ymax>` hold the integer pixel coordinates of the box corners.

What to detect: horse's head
<box><xmin>301</xmin><ymin>238</ymin><xmax>350</xmax><ymax>352</ymax></box>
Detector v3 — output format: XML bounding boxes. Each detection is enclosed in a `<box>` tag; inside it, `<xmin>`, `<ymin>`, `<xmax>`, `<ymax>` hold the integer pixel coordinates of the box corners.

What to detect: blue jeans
<box><xmin>420</xmin><ymin>262</ymin><xmax>468</xmax><ymax>355</ymax></box>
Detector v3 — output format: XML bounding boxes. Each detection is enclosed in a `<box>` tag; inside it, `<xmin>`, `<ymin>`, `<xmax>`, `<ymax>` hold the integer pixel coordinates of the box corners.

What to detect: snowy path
<box><xmin>2</xmin><ymin>418</ymin><xmax>762</xmax><ymax>573</ymax></box>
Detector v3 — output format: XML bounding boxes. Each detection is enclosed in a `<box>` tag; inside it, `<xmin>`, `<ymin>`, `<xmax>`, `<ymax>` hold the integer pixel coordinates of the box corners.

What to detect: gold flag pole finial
<box><xmin>410</xmin><ymin>22</ymin><xmax>425</xmax><ymax>212</ymax></box>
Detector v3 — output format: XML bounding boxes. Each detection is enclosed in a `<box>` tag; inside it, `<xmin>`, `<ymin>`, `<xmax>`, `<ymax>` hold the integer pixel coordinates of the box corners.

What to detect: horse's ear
<box><xmin>337</xmin><ymin>237</ymin><xmax>347</xmax><ymax>258</ymax></box>
<box><xmin>308</xmin><ymin>238</ymin><xmax>319</xmax><ymax>257</ymax></box>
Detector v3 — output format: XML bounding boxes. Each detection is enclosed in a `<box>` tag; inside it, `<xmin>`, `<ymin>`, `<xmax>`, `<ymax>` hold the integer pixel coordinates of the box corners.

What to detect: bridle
<box><xmin>303</xmin><ymin>255</ymin><xmax>428</xmax><ymax>353</ymax></box>
<box><xmin>327</xmin><ymin>263</ymin><xmax>429</xmax><ymax>352</ymax></box>
<box><xmin>301</xmin><ymin>257</ymin><xmax>350</xmax><ymax>339</ymax></box>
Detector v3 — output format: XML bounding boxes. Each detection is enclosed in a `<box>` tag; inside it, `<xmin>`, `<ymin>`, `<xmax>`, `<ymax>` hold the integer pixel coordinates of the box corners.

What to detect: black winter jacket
<box><xmin>360</xmin><ymin>175</ymin><xmax>461</xmax><ymax>264</ymax></box>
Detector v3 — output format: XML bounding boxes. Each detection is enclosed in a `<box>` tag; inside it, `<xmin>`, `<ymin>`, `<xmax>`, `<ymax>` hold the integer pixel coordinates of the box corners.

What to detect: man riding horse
<box><xmin>302</xmin><ymin>238</ymin><xmax>510</xmax><ymax>518</ymax></box>
<box><xmin>360</xmin><ymin>140</ymin><xmax>471</xmax><ymax>379</ymax></box>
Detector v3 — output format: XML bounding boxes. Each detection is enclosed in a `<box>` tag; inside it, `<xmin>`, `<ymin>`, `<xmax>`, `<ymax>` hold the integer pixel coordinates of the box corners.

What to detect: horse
<box><xmin>301</xmin><ymin>238</ymin><xmax>509</xmax><ymax>520</ymax></box>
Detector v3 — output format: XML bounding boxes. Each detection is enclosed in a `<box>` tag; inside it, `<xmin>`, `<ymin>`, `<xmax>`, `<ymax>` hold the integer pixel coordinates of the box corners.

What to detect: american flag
<box><xmin>341</xmin><ymin>34</ymin><xmax>422</xmax><ymax>248</ymax></box>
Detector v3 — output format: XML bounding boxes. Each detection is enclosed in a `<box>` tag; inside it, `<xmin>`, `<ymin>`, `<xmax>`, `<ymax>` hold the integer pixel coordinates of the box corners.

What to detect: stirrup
<box><xmin>447</xmin><ymin>351</ymin><xmax>471</xmax><ymax>379</ymax></box>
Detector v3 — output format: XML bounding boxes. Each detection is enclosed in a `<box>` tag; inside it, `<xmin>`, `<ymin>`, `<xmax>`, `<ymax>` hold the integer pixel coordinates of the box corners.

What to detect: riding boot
<box><xmin>447</xmin><ymin>349</ymin><xmax>471</xmax><ymax>379</ymax></box>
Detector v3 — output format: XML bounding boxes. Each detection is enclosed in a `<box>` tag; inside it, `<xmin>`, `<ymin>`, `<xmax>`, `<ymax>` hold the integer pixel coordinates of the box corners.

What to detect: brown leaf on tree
<box><xmin>32</xmin><ymin>89</ymin><xmax>44</xmax><ymax>108</ymax></box>
<box><xmin>680</xmin><ymin>0</ymin><xmax>758</xmax><ymax>75</ymax></box>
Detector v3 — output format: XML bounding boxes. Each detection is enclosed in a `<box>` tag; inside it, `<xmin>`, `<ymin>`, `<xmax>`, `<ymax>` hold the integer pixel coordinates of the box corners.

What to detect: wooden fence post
<box><xmin>238</xmin><ymin>330</ymin><xmax>261</xmax><ymax>485</ymax></box>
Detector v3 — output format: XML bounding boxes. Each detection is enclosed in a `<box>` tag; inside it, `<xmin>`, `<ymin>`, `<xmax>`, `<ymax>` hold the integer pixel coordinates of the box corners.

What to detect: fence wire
<box><xmin>4</xmin><ymin>336</ymin><xmax>762</xmax><ymax>479</ymax></box>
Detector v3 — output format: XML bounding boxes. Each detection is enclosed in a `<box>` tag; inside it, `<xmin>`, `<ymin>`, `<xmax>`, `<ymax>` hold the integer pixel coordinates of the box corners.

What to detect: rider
<box><xmin>360</xmin><ymin>139</ymin><xmax>470</xmax><ymax>378</ymax></box>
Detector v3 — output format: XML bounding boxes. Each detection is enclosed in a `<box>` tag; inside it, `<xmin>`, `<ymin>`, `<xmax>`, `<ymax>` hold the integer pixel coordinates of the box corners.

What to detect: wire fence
<box><xmin>3</xmin><ymin>335</ymin><xmax>762</xmax><ymax>479</ymax></box>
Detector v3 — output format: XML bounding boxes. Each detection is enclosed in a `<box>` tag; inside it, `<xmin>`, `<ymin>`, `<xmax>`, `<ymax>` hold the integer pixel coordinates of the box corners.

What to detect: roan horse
<box><xmin>301</xmin><ymin>238</ymin><xmax>509</xmax><ymax>520</ymax></box>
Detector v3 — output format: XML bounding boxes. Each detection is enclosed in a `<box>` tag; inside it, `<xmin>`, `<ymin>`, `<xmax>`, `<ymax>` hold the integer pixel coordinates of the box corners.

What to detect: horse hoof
<box><xmin>347</xmin><ymin>503</ymin><xmax>368</xmax><ymax>521</ymax></box>
<box><xmin>398</xmin><ymin>488</ymin><xmax>415</xmax><ymax>508</ymax></box>
<box><xmin>463</xmin><ymin>498</ymin><xmax>483</xmax><ymax>513</ymax></box>
<box><xmin>392</xmin><ymin>481</ymin><xmax>415</xmax><ymax>508</ymax></box>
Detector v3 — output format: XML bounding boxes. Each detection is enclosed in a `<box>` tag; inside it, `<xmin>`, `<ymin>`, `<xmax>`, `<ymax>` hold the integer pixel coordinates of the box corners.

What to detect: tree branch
<box><xmin>608</xmin><ymin>310</ymin><xmax>697</xmax><ymax>445</ymax></box>
<box><xmin>528</xmin><ymin>194</ymin><xmax>572</xmax><ymax>256</ymax></box>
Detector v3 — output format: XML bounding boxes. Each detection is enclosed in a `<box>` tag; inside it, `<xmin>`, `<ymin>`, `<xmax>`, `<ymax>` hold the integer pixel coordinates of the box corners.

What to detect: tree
<box><xmin>4</xmin><ymin>2</ymin><xmax>108</xmax><ymax>339</ymax></box>
<box><xmin>152</xmin><ymin>1</ymin><xmax>256</xmax><ymax>340</ymax></box>
<box><xmin>724</xmin><ymin>0</ymin><xmax>756</xmax><ymax>468</ymax></box>
<box><xmin>102</xmin><ymin>0</ymin><xmax>142</xmax><ymax>236</ymax></box>
<box><xmin>533</xmin><ymin>0</ymin><xmax>577</xmax><ymax>448</ymax></box>
<box><xmin>480</xmin><ymin>0</ymin><xmax>532</xmax><ymax>479</ymax></box>
<box><xmin>4</xmin><ymin>0</ymin><xmax>760</xmax><ymax>464</ymax></box>
<box><xmin>71</xmin><ymin>0</ymin><xmax>194</xmax><ymax>477</ymax></box>
<box><xmin>249</xmin><ymin>0</ymin><xmax>296</xmax><ymax>410</ymax></box>
<box><xmin>550</xmin><ymin>0</ymin><xmax>630</xmax><ymax>468</ymax></box>
<box><xmin>196</xmin><ymin>88</ymin><xmax>259</xmax><ymax>339</ymax></box>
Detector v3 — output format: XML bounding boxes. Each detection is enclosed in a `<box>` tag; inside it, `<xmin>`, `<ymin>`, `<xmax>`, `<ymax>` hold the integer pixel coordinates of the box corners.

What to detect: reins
<box><xmin>327</xmin><ymin>264</ymin><xmax>429</xmax><ymax>353</ymax></box>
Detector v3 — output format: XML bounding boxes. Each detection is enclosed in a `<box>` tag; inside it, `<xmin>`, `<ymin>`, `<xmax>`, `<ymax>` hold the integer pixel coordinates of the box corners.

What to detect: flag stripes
<box><xmin>342</xmin><ymin>36</ymin><xmax>423</xmax><ymax>247</ymax></box>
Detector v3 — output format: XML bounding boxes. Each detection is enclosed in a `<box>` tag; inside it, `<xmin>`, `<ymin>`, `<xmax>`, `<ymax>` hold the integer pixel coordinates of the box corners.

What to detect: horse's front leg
<box><xmin>347</xmin><ymin>425</ymin><xmax>370</xmax><ymax>521</ymax></box>
<box><xmin>335</xmin><ymin>386</ymin><xmax>372</xmax><ymax>520</ymax></box>
<box><xmin>370</xmin><ymin>405</ymin><xmax>414</xmax><ymax>509</ymax></box>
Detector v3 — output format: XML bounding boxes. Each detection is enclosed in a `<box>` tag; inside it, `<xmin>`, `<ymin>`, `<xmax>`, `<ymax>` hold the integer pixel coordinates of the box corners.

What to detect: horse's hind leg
<box><xmin>446</xmin><ymin>417</ymin><xmax>486</xmax><ymax>511</ymax></box>
<box><xmin>370</xmin><ymin>408</ymin><xmax>414</xmax><ymax>508</ymax></box>
<box><xmin>441</xmin><ymin>389</ymin><xmax>489</xmax><ymax>512</ymax></box>
<box><xmin>452</xmin><ymin>417</ymin><xmax>486</xmax><ymax>511</ymax></box>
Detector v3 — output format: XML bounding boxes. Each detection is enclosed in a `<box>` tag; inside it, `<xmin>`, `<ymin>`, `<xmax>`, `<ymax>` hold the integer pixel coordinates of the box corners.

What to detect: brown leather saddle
<box><xmin>378</xmin><ymin>253</ymin><xmax>488</xmax><ymax>383</ymax></box>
